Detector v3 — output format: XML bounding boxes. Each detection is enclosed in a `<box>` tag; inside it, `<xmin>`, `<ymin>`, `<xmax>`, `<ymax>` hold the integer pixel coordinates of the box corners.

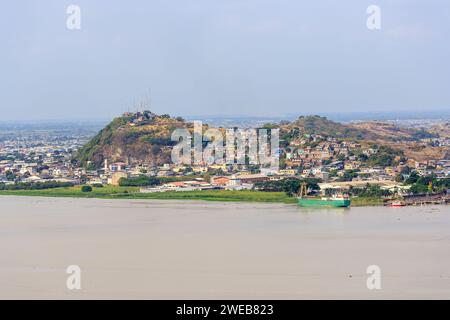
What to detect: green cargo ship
<box><xmin>297</xmin><ymin>195</ymin><xmax>351</xmax><ymax>207</ymax></box>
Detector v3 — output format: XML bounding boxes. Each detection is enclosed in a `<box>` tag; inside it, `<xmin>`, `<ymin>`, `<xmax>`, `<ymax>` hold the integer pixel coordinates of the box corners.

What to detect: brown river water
<box><xmin>0</xmin><ymin>196</ymin><xmax>449</xmax><ymax>299</ymax></box>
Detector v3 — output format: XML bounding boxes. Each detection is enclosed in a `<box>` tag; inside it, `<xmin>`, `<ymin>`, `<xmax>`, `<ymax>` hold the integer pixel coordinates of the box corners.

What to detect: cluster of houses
<box><xmin>0</xmin><ymin>134</ymin><xmax>84</xmax><ymax>185</ymax></box>
<box><xmin>140</xmin><ymin>173</ymin><xmax>267</xmax><ymax>193</ymax></box>
<box><xmin>284</xmin><ymin>134</ymin><xmax>449</xmax><ymax>181</ymax></box>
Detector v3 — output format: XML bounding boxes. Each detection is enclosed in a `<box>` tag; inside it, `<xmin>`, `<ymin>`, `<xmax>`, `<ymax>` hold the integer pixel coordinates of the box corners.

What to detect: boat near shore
<box><xmin>297</xmin><ymin>194</ymin><xmax>351</xmax><ymax>208</ymax></box>
<box><xmin>390</xmin><ymin>200</ymin><xmax>406</xmax><ymax>207</ymax></box>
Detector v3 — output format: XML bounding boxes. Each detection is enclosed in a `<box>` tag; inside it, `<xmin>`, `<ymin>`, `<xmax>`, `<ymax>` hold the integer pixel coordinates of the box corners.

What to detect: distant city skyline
<box><xmin>1</xmin><ymin>0</ymin><xmax>450</xmax><ymax>121</ymax></box>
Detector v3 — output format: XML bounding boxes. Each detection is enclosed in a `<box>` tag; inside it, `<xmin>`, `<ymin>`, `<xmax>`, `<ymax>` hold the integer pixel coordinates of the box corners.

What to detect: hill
<box><xmin>75</xmin><ymin>111</ymin><xmax>186</xmax><ymax>167</ymax></box>
<box><xmin>349</xmin><ymin>121</ymin><xmax>446</xmax><ymax>161</ymax></box>
<box><xmin>279</xmin><ymin>116</ymin><xmax>439</xmax><ymax>142</ymax></box>
<box><xmin>349</xmin><ymin>121</ymin><xmax>438</xmax><ymax>142</ymax></box>
<box><xmin>278</xmin><ymin>115</ymin><xmax>371</xmax><ymax>140</ymax></box>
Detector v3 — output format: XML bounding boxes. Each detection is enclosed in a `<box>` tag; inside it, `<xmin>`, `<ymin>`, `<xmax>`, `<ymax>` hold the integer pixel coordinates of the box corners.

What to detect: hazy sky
<box><xmin>1</xmin><ymin>0</ymin><xmax>449</xmax><ymax>120</ymax></box>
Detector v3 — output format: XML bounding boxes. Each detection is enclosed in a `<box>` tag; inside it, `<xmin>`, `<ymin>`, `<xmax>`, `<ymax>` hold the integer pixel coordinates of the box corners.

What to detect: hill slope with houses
<box><xmin>75</xmin><ymin>112</ymin><xmax>449</xmax><ymax>169</ymax></box>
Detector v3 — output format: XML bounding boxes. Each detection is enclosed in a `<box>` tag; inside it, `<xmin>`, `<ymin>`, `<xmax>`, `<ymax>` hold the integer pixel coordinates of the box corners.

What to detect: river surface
<box><xmin>0</xmin><ymin>196</ymin><xmax>449</xmax><ymax>299</ymax></box>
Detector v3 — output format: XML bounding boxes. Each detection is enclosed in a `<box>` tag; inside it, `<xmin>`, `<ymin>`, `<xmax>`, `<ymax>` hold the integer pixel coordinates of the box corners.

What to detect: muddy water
<box><xmin>0</xmin><ymin>196</ymin><xmax>449</xmax><ymax>299</ymax></box>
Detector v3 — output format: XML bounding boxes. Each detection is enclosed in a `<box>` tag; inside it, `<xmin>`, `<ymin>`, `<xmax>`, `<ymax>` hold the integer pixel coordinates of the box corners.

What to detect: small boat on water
<box><xmin>390</xmin><ymin>200</ymin><xmax>406</xmax><ymax>207</ymax></box>
<box><xmin>297</xmin><ymin>194</ymin><xmax>351</xmax><ymax>208</ymax></box>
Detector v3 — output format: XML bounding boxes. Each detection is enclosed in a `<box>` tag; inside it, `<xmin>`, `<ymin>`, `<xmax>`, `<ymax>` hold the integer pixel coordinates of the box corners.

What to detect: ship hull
<box><xmin>297</xmin><ymin>198</ymin><xmax>351</xmax><ymax>207</ymax></box>
<box><xmin>391</xmin><ymin>203</ymin><xmax>405</xmax><ymax>207</ymax></box>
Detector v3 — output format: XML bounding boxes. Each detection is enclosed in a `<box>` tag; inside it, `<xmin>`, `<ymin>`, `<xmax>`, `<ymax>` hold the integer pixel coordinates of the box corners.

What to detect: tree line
<box><xmin>0</xmin><ymin>181</ymin><xmax>74</xmax><ymax>190</ymax></box>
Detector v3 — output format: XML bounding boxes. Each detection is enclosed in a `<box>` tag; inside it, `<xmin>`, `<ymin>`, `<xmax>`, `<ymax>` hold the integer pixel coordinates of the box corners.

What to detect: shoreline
<box><xmin>0</xmin><ymin>186</ymin><xmax>403</xmax><ymax>207</ymax></box>
<box><xmin>2</xmin><ymin>186</ymin><xmax>446</xmax><ymax>208</ymax></box>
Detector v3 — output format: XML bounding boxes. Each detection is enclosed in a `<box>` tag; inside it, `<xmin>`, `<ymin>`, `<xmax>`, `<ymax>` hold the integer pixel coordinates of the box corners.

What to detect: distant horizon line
<box><xmin>0</xmin><ymin>109</ymin><xmax>449</xmax><ymax>124</ymax></box>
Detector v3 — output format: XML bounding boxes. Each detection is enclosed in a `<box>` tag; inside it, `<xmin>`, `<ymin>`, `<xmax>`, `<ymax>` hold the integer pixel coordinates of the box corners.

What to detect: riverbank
<box><xmin>0</xmin><ymin>186</ymin><xmax>297</xmax><ymax>203</ymax></box>
<box><xmin>0</xmin><ymin>186</ymin><xmax>404</xmax><ymax>206</ymax></box>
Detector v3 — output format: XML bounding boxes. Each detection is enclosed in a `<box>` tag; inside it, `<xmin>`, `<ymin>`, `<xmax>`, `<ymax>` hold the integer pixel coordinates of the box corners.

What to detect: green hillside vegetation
<box><xmin>76</xmin><ymin>116</ymin><xmax>128</xmax><ymax>166</ymax></box>
<box><xmin>281</xmin><ymin>115</ymin><xmax>368</xmax><ymax>140</ymax></box>
<box><xmin>75</xmin><ymin>111</ymin><xmax>185</xmax><ymax>167</ymax></box>
<box><xmin>365</xmin><ymin>145</ymin><xmax>404</xmax><ymax>167</ymax></box>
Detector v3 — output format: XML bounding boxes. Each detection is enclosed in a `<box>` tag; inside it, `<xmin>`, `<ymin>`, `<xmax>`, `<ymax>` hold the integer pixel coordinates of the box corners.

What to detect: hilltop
<box><xmin>278</xmin><ymin>116</ymin><xmax>439</xmax><ymax>142</ymax></box>
<box><xmin>76</xmin><ymin>111</ymin><xmax>187</xmax><ymax>167</ymax></box>
<box><xmin>350</xmin><ymin>121</ymin><xmax>438</xmax><ymax>142</ymax></box>
<box><xmin>278</xmin><ymin>115</ymin><xmax>369</xmax><ymax>140</ymax></box>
